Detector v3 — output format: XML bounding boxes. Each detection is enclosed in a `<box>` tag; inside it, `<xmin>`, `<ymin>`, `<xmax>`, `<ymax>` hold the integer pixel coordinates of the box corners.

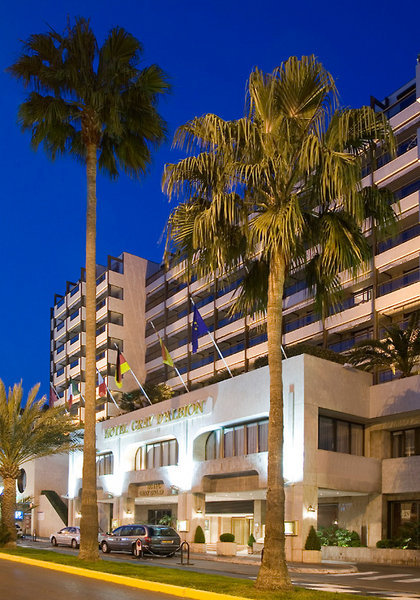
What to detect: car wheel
<box><xmin>101</xmin><ymin>541</ymin><xmax>110</xmax><ymax>554</ymax></box>
<box><xmin>51</xmin><ymin>537</ymin><xmax>57</xmax><ymax>547</ymax></box>
<box><xmin>71</xmin><ymin>539</ymin><xmax>78</xmax><ymax>549</ymax></box>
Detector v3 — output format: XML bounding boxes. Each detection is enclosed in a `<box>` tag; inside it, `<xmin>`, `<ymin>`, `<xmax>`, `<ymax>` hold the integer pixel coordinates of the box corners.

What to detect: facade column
<box><xmin>177</xmin><ymin>492</ymin><xmax>205</xmax><ymax>543</ymax></box>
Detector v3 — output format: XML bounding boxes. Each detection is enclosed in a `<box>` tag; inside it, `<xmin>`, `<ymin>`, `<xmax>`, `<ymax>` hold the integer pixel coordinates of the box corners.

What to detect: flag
<box><xmin>192</xmin><ymin>305</ymin><xmax>209</xmax><ymax>353</ymax></box>
<box><xmin>115</xmin><ymin>348</ymin><xmax>131</xmax><ymax>388</ymax></box>
<box><xmin>97</xmin><ymin>371</ymin><xmax>107</xmax><ymax>397</ymax></box>
<box><xmin>159</xmin><ymin>338</ymin><xmax>174</xmax><ymax>367</ymax></box>
<box><xmin>67</xmin><ymin>379</ymin><xmax>78</xmax><ymax>409</ymax></box>
<box><xmin>49</xmin><ymin>384</ymin><xmax>58</xmax><ymax>408</ymax></box>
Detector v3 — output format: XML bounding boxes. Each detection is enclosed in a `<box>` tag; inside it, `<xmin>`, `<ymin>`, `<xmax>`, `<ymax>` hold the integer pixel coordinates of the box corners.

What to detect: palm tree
<box><xmin>8</xmin><ymin>18</ymin><xmax>169</xmax><ymax>560</ymax></box>
<box><xmin>347</xmin><ymin>312</ymin><xmax>420</xmax><ymax>377</ymax></box>
<box><xmin>0</xmin><ymin>381</ymin><xmax>81</xmax><ymax>546</ymax></box>
<box><xmin>164</xmin><ymin>56</ymin><xmax>396</xmax><ymax>590</ymax></box>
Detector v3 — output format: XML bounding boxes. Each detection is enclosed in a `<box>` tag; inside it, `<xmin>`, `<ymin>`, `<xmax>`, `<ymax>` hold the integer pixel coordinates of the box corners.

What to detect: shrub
<box><xmin>194</xmin><ymin>525</ymin><xmax>205</xmax><ymax>544</ymax></box>
<box><xmin>317</xmin><ymin>526</ymin><xmax>362</xmax><ymax>547</ymax></box>
<box><xmin>305</xmin><ymin>526</ymin><xmax>321</xmax><ymax>550</ymax></box>
<box><xmin>247</xmin><ymin>533</ymin><xmax>256</xmax><ymax>547</ymax></box>
<box><xmin>219</xmin><ymin>532</ymin><xmax>235</xmax><ymax>542</ymax></box>
<box><xmin>376</xmin><ymin>539</ymin><xmax>395</xmax><ymax>548</ymax></box>
<box><xmin>253</xmin><ymin>344</ymin><xmax>346</xmax><ymax>371</ymax></box>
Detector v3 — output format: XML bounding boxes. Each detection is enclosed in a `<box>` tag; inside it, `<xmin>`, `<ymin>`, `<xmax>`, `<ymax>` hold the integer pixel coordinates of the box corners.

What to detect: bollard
<box><xmin>179</xmin><ymin>540</ymin><xmax>190</xmax><ymax>565</ymax></box>
<box><xmin>32</xmin><ymin>530</ymin><xmax>37</xmax><ymax>542</ymax></box>
<box><xmin>134</xmin><ymin>538</ymin><xmax>143</xmax><ymax>559</ymax></box>
<box><xmin>261</xmin><ymin>547</ymin><xmax>264</xmax><ymax>562</ymax></box>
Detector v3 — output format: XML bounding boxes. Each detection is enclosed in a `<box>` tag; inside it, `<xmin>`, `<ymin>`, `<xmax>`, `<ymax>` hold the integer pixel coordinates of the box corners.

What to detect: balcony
<box><xmin>376</xmin><ymin>269</ymin><xmax>420</xmax><ymax>313</ymax></box>
<box><xmin>316</xmin><ymin>450</ymin><xmax>381</xmax><ymax>493</ymax></box>
<box><xmin>388</xmin><ymin>95</ymin><xmax>420</xmax><ymax>131</ymax></box>
<box><xmin>53</xmin><ymin>297</ymin><xmax>67</xmax><ymax>319</ymax></box>
<box><xmin>375</xmin><ymin>225</ymin><xmax>420</xmax><ymax>272</ymax></box>
<box><xmin>382</xmin><ymin>456</ymin><xmax>420</xmax><ymax>494</ymax></box>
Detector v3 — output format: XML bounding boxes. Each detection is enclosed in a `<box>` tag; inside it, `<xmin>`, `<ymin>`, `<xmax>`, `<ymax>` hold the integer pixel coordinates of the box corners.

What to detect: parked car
<box><xmin>99</xmin><ymin>524</ymin><xmax>180</xmax><ymax>556</ymax></box>
<box><xmin>50</xmin><ymin>526</ymin><xmax>80</xmax><ymax>548</ymax></box>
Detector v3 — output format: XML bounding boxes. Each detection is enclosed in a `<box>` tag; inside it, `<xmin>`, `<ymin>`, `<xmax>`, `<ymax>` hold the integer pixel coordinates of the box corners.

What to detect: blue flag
<box><xmin>192</xmin><ymin>305</ymin><xmax>208</xmax><ymax>353</ymax></box>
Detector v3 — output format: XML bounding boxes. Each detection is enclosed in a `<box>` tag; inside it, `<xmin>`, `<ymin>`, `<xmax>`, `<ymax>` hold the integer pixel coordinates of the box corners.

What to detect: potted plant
<box><xmin>216</xmin><ymin>532</ymin><xmax>237</xmax><ymax>556</ymax></box>
<box><xmin>302</xmin><ymin>526</ymin><xmax>322</xmax><ymax>563</ymax></box>
<box><xmin>190</xmin><ymin>525</ymin><xmax>207</xmax><ymax>553</ymax></box>
<box><xmin>247</xmin><ymin>533</ymin><xmax>256</xmax><ymax>554</ymax></box>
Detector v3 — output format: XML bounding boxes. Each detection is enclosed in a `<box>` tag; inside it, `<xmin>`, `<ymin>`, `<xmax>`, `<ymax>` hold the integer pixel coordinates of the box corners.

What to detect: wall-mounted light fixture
<box><xmin>195</xmin><ymin>507</ymin><xmax>203</xmax><ymax>514</ymax></box>
<box><xmin>307</xmin><ymin>505</ymin><xmax>316</xmax><ymax>512</ymax></box>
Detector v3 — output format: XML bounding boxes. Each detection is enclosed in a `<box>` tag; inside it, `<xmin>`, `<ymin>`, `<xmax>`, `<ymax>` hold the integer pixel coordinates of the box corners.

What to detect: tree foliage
<box><xmin>9</xmin><ymin>17</ymin><xmax>169</xmax><ymax>560</ymax></box>
<box><xmin>163</xmin><ymin>55</ymin><xmax>396</xmax><ymax>590</ymax></box>
<box><xmin>0</xmin><ymin>381</ymin><xmax>81</xmax><ymax>544</ymax></box>
<box><xmin>346</xmin><ymin>312</ymin><xmax>420</xmax><ymax>377</ymax></box>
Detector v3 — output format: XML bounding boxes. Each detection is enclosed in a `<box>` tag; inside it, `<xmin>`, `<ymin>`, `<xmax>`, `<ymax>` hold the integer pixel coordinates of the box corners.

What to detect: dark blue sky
<box><xmin>1</xmin><ymin>0</ymin><xmax>419</xmax><ymax>399</ymax></box>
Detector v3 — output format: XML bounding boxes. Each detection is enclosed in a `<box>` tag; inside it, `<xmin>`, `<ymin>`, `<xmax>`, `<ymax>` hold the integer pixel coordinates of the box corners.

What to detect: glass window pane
<box><xmin>247</xmin><ymin>423</ymin><xmax>258</xmax><ymax>454</ymax></box>
<box><xmin>234</xmin><ymin>426</ymin><xmax>245</xmax><ymax>456</ymax></box>
<box><xmin>336</xmin><ymin>421</ymin><xmax>350</xmax><ymax>453</ymax></box>
<box><xmin>392</xmin><ymin>432</ymin><xmax>403</xmax><ymax>458</ymax></box>
<box><xmin>224</xmin><ymin>428</ymin><xmax>234</xmax><ymax>457</ymax></box>
<box><xmin>154</xmin><ymin>443</ymin><xmax>161</xmax><ymax>467</ymax></box>
<box><xmin>169</xmin><ymin>439</ymin><xmax>178</xmax><ymax>465</ymax></box>
<box><xmin>258</xmin><ymin>421</ymin><xmax>268</xmax><ymax>452</ymax></box>
<box><xmin>405</xmin><ymin>430</ymin><xmax>415</xmax><ymax>456</ymax></box>
<box><xmin>351</xmin><ymin>424</ymin><xmax>364</xmax><ymax>456</ymax></box>
<box><xmin>161</xmin><ymin>441</ymin><xmax>169</xmax><ymax>466</ymax></box>
<box><xmin>319</xmin><ymin>417</ymin><xmax>334</xmax><ymax>451</ymax></box>
<box><xmin>146</xmin><ymin>446</ymin><xmax>154</xmax><ymax>469</ymax></box>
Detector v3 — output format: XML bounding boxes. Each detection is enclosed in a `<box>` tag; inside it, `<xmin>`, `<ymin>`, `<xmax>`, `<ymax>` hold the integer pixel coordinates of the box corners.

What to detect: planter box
<box><xmin>302</xmin><ymin>549</ymin><xmax>322</xmax><ymax>563</ymax></box>
<box><xmin>216</xmin><ymin>541</ymin><xmax>237</xmax><ymax>556</ymax></box>
<box><xmin>322</xmin><ymin>546</ymin><xmax>420</xmax><ymax>566</ymax></box>
<box><xmin>190</xmin><ymin>543</ymin><xmax>207</xmax><ymax>553</ymax></box>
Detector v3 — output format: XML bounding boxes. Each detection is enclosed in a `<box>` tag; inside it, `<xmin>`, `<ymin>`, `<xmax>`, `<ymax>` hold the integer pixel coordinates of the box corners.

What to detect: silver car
<box><xmin>50</xmin><ymin>526</ymin><xmax>80</xmax><ymax>548</ymax></box>
<box><xmin>99</xmin><ymin>524</ymin><xmax>180</xmax><ymax>556</ymax></box>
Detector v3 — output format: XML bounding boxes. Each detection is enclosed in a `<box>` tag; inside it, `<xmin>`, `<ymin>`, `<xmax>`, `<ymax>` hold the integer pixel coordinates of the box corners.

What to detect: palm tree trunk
<box><xmin>255</xmin><ymin>250</ymin><xmax>291</xmax><ymax>591</ymax></box>
<box><xmin>79</xmin><ymin>142</ymin><xmax>99</xmax><ymax>560</ymax></box>
<box><xmin>2</xmin><ymin>476</ymin><xmax>17</xmax><ymax>546</ymax></box>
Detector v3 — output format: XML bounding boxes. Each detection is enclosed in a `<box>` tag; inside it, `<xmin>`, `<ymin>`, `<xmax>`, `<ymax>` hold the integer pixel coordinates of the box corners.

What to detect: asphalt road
<box><xmin>0</xmin><ymin>559</ymin><xmax>179</xmax><ymax>600</ymax></box>
<box><xmin>17</xmin><ymin>539</ymin><xmax>420</xmax><ymax>599</ymax></box>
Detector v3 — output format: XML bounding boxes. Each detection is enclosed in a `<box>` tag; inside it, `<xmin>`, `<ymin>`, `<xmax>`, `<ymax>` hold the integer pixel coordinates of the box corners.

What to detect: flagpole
<box><xmin>96</xmin><ymin>368</ymin><xmax>120</xmax><ymax>410</ymax></box>
<box><xmin>113</xmin><ymin>344</ymin><xmax>152</xmax><ymax>405</ymax></box>
<box><xmin>149</xmin><ymin>321</ymin><xmax>189</xmax><ymax>393</ymax></box>
<box><xmin>190</xmin><ymin>298</ymin><xmax>233</xmax><ymax>378</ymax></box>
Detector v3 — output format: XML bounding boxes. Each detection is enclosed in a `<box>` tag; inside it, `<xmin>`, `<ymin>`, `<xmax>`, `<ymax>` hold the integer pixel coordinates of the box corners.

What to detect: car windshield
<box><xmin>149</xmin><ymin>526</ymin><xmax>177</xmax><ymax>537</ymax></box>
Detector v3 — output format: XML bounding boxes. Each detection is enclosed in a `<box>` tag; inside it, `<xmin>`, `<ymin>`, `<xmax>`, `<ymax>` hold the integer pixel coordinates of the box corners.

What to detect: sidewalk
<box><xmin>19</xmin><ymin>537</ymin><xmax>358</xmax><ymax>575</ymax></box>
<box><xmin>185</xmin><ymin>551</ymin><xmax>357</xmax><ymax>574</ymax></box>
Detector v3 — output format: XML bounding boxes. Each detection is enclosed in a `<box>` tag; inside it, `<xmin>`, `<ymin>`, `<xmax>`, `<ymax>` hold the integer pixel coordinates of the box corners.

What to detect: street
<box><xmin>0</xmin><ymin>559</ymin><xmax>178</xmax><ymax>600</ymax></box>
<box><xmin>16</xmin><ymin>539</ymin><xmax>420</xmax><ymax>599</ymax></box>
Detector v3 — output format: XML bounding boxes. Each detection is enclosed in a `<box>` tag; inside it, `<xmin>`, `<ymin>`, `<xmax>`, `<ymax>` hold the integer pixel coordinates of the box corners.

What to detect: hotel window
<box><xmin>391</xmin><ymin>428</ymin><xmax>420</xmax><ymax>457</ymax></box>
<box><xmin>318</xmin><ymin>415</ymin><xmax>364</xmax><ymax>456</ymax></box>
<box><xmin>205</xmin><ymin>419</ymin><xmax>269</xmax><ymax>460</ymax></box>
<box><xmin>135</xmin><ymin>439</ymin><xmax>178</xmax><ymax>470</ymax></box>
<box><xmin>97</xmin><ymin>452</ymin><xmax>113</xmax><ymax>476</ymax></box>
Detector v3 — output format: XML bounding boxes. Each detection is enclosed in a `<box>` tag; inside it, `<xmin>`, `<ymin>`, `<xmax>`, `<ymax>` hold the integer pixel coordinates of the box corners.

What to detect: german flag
<box><xmin>115</xmin><ymin>348</ymin><xmax>131</xmax><ymax>388</ymax></box>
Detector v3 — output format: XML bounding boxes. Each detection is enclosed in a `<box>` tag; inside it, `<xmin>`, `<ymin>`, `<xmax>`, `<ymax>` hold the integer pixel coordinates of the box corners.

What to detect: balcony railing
<box><xmin>56</xmin><ymin>321</ymin><xmax>65</xmax><ymax>332</ymax></box>
<box><xmin>377</xmin><ymin>223</ymin><xmax>420</xmax><ymax>254</ymax></box>
<box><xmin>394</xmin><ymin>179</ymin><xmax>420</xmax><ymax>202</ymax></box>
<box><xmin>377</xmin><ymin>269</ymin><xmax>420</xmax><ymax>297</ymax></box>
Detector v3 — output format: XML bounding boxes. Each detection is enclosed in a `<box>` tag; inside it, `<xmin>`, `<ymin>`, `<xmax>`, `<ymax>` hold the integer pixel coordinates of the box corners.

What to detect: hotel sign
<box><xmin>104</xmin><ymin>399</ymin><xmax>208</xmax><ymax>440</ymax></box>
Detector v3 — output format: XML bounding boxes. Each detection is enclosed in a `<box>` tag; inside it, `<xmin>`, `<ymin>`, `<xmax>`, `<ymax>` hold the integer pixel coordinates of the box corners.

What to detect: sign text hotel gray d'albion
<box><xmin>103</xmin><ymin>398</ymin><xmax>212</xmax><ymax>439</ymax></box>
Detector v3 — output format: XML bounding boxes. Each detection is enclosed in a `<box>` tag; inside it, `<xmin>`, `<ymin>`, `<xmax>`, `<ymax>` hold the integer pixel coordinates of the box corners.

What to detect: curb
<box><xmin>189</xmin><ymin>553</ymin><xmax>358</xmax><ymax>574</ymax></box>
<box><xmin>0</xmin><ymin>552</ymin><xmax>248</xmax><ymax>600</ymax></box>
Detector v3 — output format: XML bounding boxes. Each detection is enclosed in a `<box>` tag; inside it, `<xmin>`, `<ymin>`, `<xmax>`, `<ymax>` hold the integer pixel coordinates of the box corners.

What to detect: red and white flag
<box><xmin>98</xmin><ymin>371</ymin><xmax>107</xmax><ymax>398</ymax></box>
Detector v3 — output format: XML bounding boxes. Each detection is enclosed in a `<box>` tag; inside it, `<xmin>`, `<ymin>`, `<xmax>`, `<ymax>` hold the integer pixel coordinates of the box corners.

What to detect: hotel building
<box><xmin>50</xmin><ymin>252</ymin><xmax>158</xmax><ymax>418</ymax></box>
<box><xmin>144</xmin><ymin>59</ymin><xmax>420</xmax><ymax>391</ymax></box>
<box><xmin>39</xmin><ymin>59</ymin><xmax>420</xmax><ymax>553</ymax></box>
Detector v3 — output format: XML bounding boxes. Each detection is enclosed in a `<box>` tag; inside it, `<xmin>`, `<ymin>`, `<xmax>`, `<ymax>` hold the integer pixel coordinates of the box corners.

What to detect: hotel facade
<box><xmin>37</xmin><ymin>59</ymin><xmax>420</xmax><ymax>552</ymax></box>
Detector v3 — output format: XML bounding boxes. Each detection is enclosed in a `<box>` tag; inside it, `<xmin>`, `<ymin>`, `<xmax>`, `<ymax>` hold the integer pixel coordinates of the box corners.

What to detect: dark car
<box><xmin>99</xmin><ymin>524</ymin><xmax>180</xmax><ymax>556</ymax></box>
